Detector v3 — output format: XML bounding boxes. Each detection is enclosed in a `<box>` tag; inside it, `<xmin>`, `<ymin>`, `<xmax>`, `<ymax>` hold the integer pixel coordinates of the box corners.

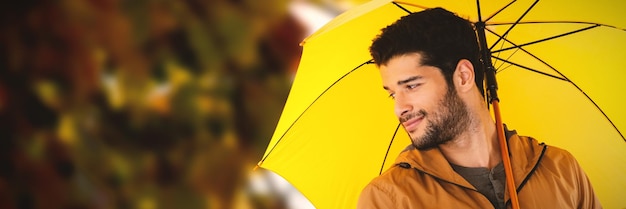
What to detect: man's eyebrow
<box><xmin>383</xmin><ymin>76</ymin><xmax>423</xmax><ymax>90</ymax></box>
<box><xmin>397</xmin><ymin>76</ymin><xmax>422</xmax><ymax>86</ymax></box>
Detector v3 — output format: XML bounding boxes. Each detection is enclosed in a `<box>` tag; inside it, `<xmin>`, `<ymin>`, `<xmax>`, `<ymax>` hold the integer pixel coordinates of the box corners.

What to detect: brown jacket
<box><xmin>357</xmin><ymin>131</ymin><xmax>601</xmax><ymax>209</ymax></box>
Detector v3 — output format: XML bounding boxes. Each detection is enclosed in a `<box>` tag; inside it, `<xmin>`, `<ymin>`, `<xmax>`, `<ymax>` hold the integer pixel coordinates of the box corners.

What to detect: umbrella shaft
<box><xmin>492</xmin><ymin>100</ymin><xmax>521</xmax><ymax>209</ymax></box>
<box><xmin>475</xmin><ymin>21</ymin><xmax>499</xmax><ymax>103</ymax></box>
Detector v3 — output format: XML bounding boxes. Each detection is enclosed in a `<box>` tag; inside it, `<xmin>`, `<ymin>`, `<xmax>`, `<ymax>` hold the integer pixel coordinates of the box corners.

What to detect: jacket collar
<box><xmin>395</xmin><ymin>145</ymin><xmax>475</xmax><ymax>189</ymax></box>
<box><xmin>393</xmin><ymin>128</ymin><xmax>546</xmax><ymax>192</ymax></box>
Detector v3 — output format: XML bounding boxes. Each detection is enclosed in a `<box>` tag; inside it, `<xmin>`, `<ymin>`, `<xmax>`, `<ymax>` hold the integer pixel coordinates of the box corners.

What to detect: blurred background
<box><xmin>0</xmin><ymin>0</ymin><xmax>367</xmax><ymax>208</ymax></box>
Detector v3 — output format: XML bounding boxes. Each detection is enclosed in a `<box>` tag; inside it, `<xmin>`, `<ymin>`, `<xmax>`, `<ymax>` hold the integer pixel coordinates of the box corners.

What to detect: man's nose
<box><xmin>394</xmin><ymin>93</ymin><xmax>412</xmax><ymax>118</ymax></box>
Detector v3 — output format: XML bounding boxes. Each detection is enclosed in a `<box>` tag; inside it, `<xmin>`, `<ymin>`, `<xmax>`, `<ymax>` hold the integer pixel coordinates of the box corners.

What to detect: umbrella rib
<box><xmin>491</xmin><ymin>24</ymin><xmax>599</xmax><ymax>54</ymax></box>
<box><xmin>491</xmin><ymin>56</ymin><xmax>566</xmax><ymax>81</ymax></box>
<box><xmin>259</xmin><ymin>60</ymin><xmax>376</xmax><ymax>164</ymax></box>
<box><xmin>392</xmin><ymin>2</ymin><xmax>413</xmax><ymax>14</ymax></box>
<box><xmin>488</xmin><ymin>32</ymin><xmax>626</xmax><ymax>142</ymax></box>
<box><xmin>493</xmin><ymin>31</ymin><xmax>519</xmax><ymax>73</ymax></box>
<box><xmin>380</xmin><ymin>123</ymin><xmax>403</xmax><ymax>175</ymax></box>
<box><xmin>495</xmin><ymin>58</ymin><xmax>626</xmax><ymax>142</ymax></box>
<box><xmin>487</xmin><ymin>21</ymin><xmax>626</xmax><ymax>31</ymax></box>
<box><xmin>488</xmin><ymin>0</ymin><xmax>539</xmax><ymax>51</ymax></box>
<box><xmin>486</xmin><ymin>27</ymin><xmax>551</xmax><ymax>77</ymax></box>
<box><xmin>393</xmin><ymin>1</ymin><xmax>430</xmax><ymax>10</ymax></box>
<box><xmin>483</xmin><ymin>0</ymin><xmax>517</xmax><ymax>22</ymax></box>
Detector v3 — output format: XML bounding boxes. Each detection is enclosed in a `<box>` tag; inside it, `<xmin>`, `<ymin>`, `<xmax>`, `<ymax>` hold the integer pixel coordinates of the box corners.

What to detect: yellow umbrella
<box><xmin>258</xmin><ymin>0</ymin><xmax>626</xmax><ymax>208</ymax></box>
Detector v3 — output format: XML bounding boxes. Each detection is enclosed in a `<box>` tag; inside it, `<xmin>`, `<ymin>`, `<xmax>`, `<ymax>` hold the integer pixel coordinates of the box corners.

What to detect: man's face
<box><xmin>381</xmin><ymin>53</ymin><xmax>470</xmax><ymax>150</ymax></box>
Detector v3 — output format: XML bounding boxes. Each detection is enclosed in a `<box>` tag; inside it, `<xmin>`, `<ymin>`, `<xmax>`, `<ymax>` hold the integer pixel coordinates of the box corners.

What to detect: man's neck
<box><xmin>439</xmin><ymin>114</ymin><xmax>501</xmax><ymax>169</ymax></box>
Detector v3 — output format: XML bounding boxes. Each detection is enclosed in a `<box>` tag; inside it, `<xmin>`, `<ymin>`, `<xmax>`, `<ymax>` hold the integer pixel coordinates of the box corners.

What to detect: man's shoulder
<box><xmin>514</xmin><ymin>134</ymin><xmax>576</xmax><ymax>160</ymax></box>
<box><xmin>358</xmin><ymin>166</ymin><xmax>410</xmax><ymax>208</ymax></box>
<box><xmin>362</xmin><ymin>161</ymin><xmax>426</xmax><ymax>193</ymax></box>
<box><xmin>513</xmin><ymin>134</ymin><xmax>581</xmax><ymax>175</ymax></box>
<box><xmin>507</xmin><ymin>127</ymin><xmax>573</xmax><ymax>157</ymax></box>
<box><xmin>541</xmin><ymin>143</ymin><xmax>580</xmax><ymax>168</ymax></box>
<box><xmin>367</xmin><ymin>163</ymin><xmax>415</xmax><ymax>185</ymax></box>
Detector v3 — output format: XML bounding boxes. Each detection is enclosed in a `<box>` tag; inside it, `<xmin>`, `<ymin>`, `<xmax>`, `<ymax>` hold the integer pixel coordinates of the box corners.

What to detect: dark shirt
<box><xmin>451</xmin><ymin>162</ymin><xmax>506</xmax><ymax>209</ymax></box>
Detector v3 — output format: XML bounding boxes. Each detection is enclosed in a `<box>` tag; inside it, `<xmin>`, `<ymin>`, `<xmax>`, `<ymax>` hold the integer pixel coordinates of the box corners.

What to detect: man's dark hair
<box><xmin>370</xmin><ymin>7</ymin><xmax>484</xmax><ymax>96</ymax></box>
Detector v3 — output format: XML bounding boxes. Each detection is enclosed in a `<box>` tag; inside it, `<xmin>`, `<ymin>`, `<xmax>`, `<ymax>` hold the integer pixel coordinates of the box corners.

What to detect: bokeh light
<box><xmin>0</xmin><ymin>0</ymin><xmax>367</xmax><ymax>208</ymax></box>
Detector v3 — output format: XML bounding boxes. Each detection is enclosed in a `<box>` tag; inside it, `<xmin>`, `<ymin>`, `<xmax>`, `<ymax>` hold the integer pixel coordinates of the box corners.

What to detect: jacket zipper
<box><xmin>504</xmin><ymin>143</ymin><xmax>548</xmax><ymax>207</ymax></box>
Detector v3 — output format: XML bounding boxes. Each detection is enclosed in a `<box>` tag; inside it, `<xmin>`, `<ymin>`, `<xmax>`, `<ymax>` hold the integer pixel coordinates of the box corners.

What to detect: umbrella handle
<box><xmin>492</xmin><ymin>100</ymin><xmax>521</xmax><ymax>209</ymax></box>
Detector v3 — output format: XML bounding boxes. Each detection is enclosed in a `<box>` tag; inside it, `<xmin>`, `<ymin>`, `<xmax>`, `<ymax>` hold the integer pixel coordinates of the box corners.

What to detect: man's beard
<box><xmin>404</xmin><ymin>86</ymin><xmax>471</xmax><ymax>150</ymax></box>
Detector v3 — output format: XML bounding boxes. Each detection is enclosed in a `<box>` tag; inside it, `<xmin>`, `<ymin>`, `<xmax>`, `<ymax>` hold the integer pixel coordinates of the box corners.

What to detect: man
<box><xmin>357</xmin><ymin>8</ymin><xmax>600</xmax><ymax>209</ymax></box>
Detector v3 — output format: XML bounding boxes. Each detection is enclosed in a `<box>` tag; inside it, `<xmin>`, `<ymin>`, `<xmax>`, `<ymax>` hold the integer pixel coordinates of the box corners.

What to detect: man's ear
<box><xmin>454</xmin><ymin>59</ymin><xmax>475</xmax><ymax>93</ymax></box>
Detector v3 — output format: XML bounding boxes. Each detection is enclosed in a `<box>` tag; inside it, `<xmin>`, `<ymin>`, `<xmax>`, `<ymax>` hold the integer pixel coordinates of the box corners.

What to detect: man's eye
<box><xmin>388</xmin><ymin>93</ymin><xmax>395</xmax><ymax>99</ymax></box>
<box><xmin>407</xmin><ymin>84</ymin><xmax>420</xmax><ymax>89</ymax></box>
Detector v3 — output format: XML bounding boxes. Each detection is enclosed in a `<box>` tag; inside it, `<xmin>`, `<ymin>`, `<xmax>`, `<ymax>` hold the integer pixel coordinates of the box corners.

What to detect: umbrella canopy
<box><xmin>258</xmin><ymin>0</ymin><xmax>626</xmax><ymax>208</ymax></box>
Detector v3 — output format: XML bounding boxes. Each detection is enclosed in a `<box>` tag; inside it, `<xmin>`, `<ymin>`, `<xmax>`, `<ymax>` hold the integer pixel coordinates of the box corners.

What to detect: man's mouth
<box><xmin>401</xmin><ymin>114</ymin><xmax>424</xmax><ymax>132</ymax></box>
